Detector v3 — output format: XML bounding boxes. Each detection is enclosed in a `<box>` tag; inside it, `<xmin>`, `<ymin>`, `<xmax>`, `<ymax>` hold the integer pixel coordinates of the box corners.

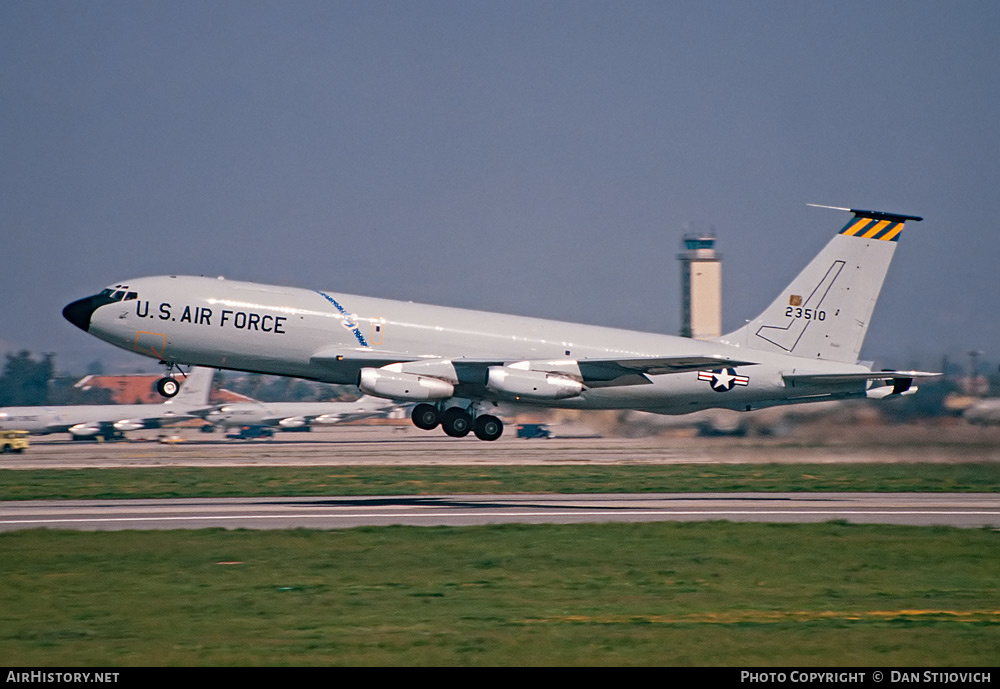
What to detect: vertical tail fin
<box><xmin>715</xmin><ymin>208</ymin><xmax>922</xmax><ymax>363</ymax></box>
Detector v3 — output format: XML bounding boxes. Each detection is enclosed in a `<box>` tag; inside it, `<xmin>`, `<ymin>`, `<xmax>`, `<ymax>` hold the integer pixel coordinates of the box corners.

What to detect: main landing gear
<box><xmin>411</xmin><ymin>403</ymin><xmax>503</xmax><ymax>441</ymax></box>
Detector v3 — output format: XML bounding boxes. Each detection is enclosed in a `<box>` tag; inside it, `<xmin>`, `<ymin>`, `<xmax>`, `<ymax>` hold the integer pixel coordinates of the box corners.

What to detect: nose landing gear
<box><xmin>156</xmin><ymin>377</ymin><xmax>180</xmax><ymax>398</ymax></box>
<box><xmin>154</xmin><ymin>363</ymin><xmax>188</xmax><ymax>399</ymax></box>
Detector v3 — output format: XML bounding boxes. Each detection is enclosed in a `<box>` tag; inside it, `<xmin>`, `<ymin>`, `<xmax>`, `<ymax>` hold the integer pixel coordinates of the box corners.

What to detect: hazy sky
<box><xmin>2</xmin><ymin>1</ymin><xmax>998</xmax><ymax>373</ymax></box>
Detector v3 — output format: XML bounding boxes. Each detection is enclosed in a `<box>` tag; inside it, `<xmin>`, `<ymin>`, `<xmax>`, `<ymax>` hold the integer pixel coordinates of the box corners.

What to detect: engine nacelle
<box><xmin>866</xmin><ymin>385</ymin><xmax>918</xmax><ymax>400</ymax></box>
<box><xmin>68</xmin><ymin>423</ymin><xmax>102</xmax><ymax>437</ymax></box>
<box><xmin>278</xmin><ymin>416</ymin><xmax>308</xmax><ymax>428</ymax></box>
<box><xmin>486</xmin><ymin>366</ymin><xmax>583</xmax><ymax>399</ymax></box>
<box><xmin>112</xmin><ymin>419</ymin><xmax>145</xmax><ymax>431</ymax></box>
<box><xmin>359</xmin><ymin>368</ymin><xmax>454</xmax><ymax>401</ymax></box>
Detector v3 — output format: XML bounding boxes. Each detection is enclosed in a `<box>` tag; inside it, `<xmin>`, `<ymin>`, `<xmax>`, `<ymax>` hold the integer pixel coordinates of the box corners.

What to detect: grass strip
<box><xmin>1</xmin><ymin>463</ymin><xmax>997</xmax><ymax>501</ymax></box>
<box><xmin>1</xmin><ymin>522</ymin><xmax>996</xmax><ymax>666</ymax></box>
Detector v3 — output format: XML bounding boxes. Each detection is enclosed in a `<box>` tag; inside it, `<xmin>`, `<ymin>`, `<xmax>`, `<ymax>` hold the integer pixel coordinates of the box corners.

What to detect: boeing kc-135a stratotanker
<box><xmin>63</xmin><ymin>207</ymin><xmax>938</xmax><ymax>441</ymax></box>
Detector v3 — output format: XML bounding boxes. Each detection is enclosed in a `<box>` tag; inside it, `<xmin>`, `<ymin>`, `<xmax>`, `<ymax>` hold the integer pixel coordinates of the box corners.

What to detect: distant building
<box><xmin>74</xmin><ymin>374</ymin><xmax>165</xmax><ymax>404</ymax></box>
<box><xmin>678</xmin><ymin>233</ymin><xmax>722</xmax><ymax>339</ymax></box>
<box><xmin>74</xmin><ymin>372</ymin><xmax>246</xmax><ymax>404</ymax></box>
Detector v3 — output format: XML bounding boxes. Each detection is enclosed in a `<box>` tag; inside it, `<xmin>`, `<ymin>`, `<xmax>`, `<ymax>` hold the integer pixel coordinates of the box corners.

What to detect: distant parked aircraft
<box><xmin>0</xmin><ymin>367</ymin><xmax>214</xmax><ymax>440</ymax></box>
<box><xmin>205</xmin><ymin>395</ymin><xmax>395</xmax><ymax>431</ymax></box>
<box><xmin>964</xmin><ymin>398</ymin><xmax>1000</xmax><ymax>425</ymax></box>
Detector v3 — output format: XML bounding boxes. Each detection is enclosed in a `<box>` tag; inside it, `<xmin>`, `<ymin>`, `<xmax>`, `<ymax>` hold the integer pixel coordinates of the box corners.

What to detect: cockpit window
<box><xmin>99</xmin><ymin>285</ymin><xmax>137</xmax><ymax>302</ymax></box>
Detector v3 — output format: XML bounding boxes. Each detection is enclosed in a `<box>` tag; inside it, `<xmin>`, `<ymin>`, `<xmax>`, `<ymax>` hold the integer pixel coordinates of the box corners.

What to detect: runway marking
<box><xmin>3</xmin><ymin>509</ymin><xmax>999</xmax><ymax>527</ymax></box>
<box><xmin>522</xmin><ymin>609</ymin><xmax>1000</xmax><ymax>625</ymax></box>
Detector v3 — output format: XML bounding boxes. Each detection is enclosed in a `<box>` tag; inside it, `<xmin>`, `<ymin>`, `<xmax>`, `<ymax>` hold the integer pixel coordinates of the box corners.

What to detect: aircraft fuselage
<box><xmin>66</xmin><ymin>274</ymin><xmax>868</xmax><ymax>416</ymax></box>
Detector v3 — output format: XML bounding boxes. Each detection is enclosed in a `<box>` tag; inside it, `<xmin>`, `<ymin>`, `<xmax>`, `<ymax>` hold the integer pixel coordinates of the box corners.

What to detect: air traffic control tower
<box><xmin>678</xmin><ymin>233</ymin><xmax>722</xmax><ymax>339</ymax></box>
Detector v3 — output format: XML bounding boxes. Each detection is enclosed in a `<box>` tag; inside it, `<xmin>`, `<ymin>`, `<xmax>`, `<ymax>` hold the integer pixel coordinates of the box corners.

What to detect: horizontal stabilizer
<box><xmin>807</xmin><ymin>204</ymin><xmax>924</xmax><ymax>224</ymax></box>
<box><xmin>783</xmin><ymin>370</ymin><xmax>940</xmax><ymax>386</ymax></box>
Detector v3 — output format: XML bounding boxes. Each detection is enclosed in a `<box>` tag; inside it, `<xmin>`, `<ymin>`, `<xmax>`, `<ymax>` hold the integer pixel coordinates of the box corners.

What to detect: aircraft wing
<box><xmin>161</xmin><ymin>405</ymin><xmax>216</xmax><ymax>420</ymax></box>
<box><xmin>122</xmin><ymin>409</ymin><xmax>202</xmax><ymax>429</ymax></box>
<box><xmin>255</xmin><ymin>410</ymin><xmax>383</xmax><ymax>426</ymax></box>
<box><xmin>310</xmin><ymin>347</ymin><xmax>422</xmax><ymax>376</ymax></box>
<box><xmin>314</xmin><ymin>347</ymin><xmax>757</xmax><ymax>390</ymax></box>
<box><xmin>312</xmin><ymin>407</ymin><xmax>391</xmax><ymax>425</ymax></box>
<box><xmin>249</xmin><ymin>407</ymin><xmax>390</xmax><ymax>427</ymax></box>
<box><xmin>311</xmin><ymin>347</ymin><xmax>418</xmax><ymax>366</ymax></box>
<box><xmin>577</xmin><ymin>355</ymin><xmax>758</xmax><ymax>383</ymax></box>
<box><xmin>455</xmin><ymin>355</ymin><xmax>758</xmax><ymax>387</ymax></box>
<box><xmin>36</xmin><ymin>421</ymin><xmax>76</xmax><ymax>435</ymax></box>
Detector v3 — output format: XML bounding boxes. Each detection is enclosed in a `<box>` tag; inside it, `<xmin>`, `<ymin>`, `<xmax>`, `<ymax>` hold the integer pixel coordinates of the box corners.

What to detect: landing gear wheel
<box><xmin>441</xmin><ymin>407</ymin><xmax>472</xmax><ymax>437</ymax></box>
<box><xmin>473</xmin><ymin>415</ymin><xmax>503</xmax><ymax>441</ymax></box>
<box><xmin>411</xmin><ymin>403</ymin><xmax>440</xmax><ymax>430</ymax></box>
<box><xmin>156</xmin><ymin>377</ymin><xmax>180</xmax><ymax>398</ymax></box>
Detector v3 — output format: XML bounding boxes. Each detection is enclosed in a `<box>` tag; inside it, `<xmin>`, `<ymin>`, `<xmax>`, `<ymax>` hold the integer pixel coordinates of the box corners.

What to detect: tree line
<box><xmin>0</xmin><ymin>351</ymin><xmax>112</xmax><ymax>407</ymax></box>
<box><xmin>0</xmin><ymin>350</ymin><xmax>357</xmax><ymax>406</ymax></box>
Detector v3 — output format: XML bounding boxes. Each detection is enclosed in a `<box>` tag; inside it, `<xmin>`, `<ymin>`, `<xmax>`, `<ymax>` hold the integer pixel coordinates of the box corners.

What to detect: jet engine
<box><xmin>68</xmin><ymin>423</ymin><xmax>102</xmax><ymax>437</ymax></box>
<box><xmin>112</xmin><ymin>419</ymin><xmax>146</xmax><ymax>431</ymax></box>
<box><xmin>486</xmin><ymin>366</ymin><xmax>583</xmax><ymax>399</ymax></box>
<box><xmin>359</xmin><ymin>368</ymin><xmax>454</xmax><ymax>401</ymax></box>
<box><xmin>278</xmin><ymin>417</ymin><xmax>308</xmax><ymax>428</ymax></box>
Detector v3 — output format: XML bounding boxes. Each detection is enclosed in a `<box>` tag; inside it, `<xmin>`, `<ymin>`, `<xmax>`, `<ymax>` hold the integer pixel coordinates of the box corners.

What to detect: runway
<box><xmin>4</xmin><ymin>424</ymin><xmax>998</xmax><ymax>531</ymax></box>
<box><xmin>1</xmin><ymin>492</ymin><xmax>997</xmax><ymax>531</ymax></box>
<box><xmin>8</xmin><ymin>422</ymin><xmax>1000</xmax><ymax>468</ymax></box>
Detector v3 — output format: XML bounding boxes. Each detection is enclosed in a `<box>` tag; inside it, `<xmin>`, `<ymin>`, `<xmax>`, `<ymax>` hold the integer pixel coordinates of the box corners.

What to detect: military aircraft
<box><xmin>0</xmin><ymin>366</ymin><xmax>214</xmax><ymax>440</ymax></box>
<box><xmin>62</xmin><ymin>207</ymin><xmax>937</xmax><ymax>441</ymax></box>
<box><xmin>964</xmin><ymin>398</ymin><xmax>1000</xmax><ymax>425</ymax></box>
<box><xmin>204</xmin><ymin>395</ymin><xmax>396</xmax><ymax>431</ymax></box>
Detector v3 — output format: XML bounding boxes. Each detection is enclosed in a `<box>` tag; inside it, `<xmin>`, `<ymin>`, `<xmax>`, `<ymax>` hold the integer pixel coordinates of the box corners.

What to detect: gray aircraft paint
<box><xmin>63</xmin><ymin>209</ymin><xmax>936</xmax><ymax>436</ymax></box>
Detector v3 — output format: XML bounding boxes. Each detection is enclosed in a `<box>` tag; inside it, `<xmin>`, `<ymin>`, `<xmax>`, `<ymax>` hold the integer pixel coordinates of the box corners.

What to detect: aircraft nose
<box><xmin>62</xmin><ymin>295</ymin><xmax>101</xmax><ymax>332</ymax></box>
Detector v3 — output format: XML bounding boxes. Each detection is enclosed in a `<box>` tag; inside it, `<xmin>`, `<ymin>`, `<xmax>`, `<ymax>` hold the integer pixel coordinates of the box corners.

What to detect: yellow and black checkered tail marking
<box><xmin>838</xmin><ymin>210</ymin><xmax>923</xmax><ymax>242</ymax></box>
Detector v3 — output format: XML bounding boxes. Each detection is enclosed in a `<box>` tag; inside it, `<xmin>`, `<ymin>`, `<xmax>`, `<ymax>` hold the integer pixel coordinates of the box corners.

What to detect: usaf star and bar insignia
<box><xmin>698</xmin><ymin>368</ymin><xmax>750</xmax><ymax>392</ymax></box>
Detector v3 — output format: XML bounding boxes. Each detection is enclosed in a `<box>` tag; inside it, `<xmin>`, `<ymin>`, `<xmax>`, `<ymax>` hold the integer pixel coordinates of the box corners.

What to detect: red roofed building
<box><xmin>74</xmin><ymin>374</ymin><xmax>164</xmax><ymax>404</ymax></box>
<box><xmin>73</xmin><ymin>373</ymin><xmax>251</xmax><ymax>405</ymax></box>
